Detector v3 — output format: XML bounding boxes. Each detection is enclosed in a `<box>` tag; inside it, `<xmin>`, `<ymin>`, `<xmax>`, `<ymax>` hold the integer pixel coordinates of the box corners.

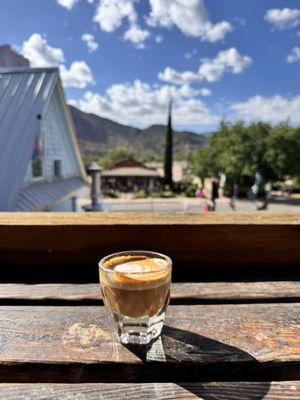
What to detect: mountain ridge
<box><xmin>0</xmin><ymin>45</ymin><xmax>29</xmax><ymax>68</ymax></box>
<box><xmin>70</xmin><ymin>105</ymin><xmax>207</xmax><ymax>159</ymax></box>
<box><xmin>0</xmin><ymin>44</ymin><xmax>208</xmax><ymax>159</ymax></box>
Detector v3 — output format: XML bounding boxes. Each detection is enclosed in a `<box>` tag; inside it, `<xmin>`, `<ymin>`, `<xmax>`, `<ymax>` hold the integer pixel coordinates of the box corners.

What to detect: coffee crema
<box><xmin>100</xmin><ymin>254</ymin><xmax>171</xmax><ymax>318</ymax></box>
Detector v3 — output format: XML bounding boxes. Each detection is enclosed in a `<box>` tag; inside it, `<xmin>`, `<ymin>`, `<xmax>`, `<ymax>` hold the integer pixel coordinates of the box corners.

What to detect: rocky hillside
<box><xmin>70</xmin><ymin>106</ymin><xmax>207</xmax><ymax>159</ymax></box>
<box><xmin>0</xmin><ymin>45</ymin><xmax>29</xmax><ymax>68</ymax></box>
<box><xmin>0</xmin><ymin>44</ymin><xmax>207</xmax><ymax>159</ymax></box>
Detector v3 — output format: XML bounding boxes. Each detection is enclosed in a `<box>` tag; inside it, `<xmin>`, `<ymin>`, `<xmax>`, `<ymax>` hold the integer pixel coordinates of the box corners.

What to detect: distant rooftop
<box><xmin>103</xmin><ymin>158</ymin><xmax>160</xmax><ymax>178</ymax></box>
<box><xmin>102</xmin><ymin>167</ymin><xmax>160</xmax><ymax>178</ymax></box>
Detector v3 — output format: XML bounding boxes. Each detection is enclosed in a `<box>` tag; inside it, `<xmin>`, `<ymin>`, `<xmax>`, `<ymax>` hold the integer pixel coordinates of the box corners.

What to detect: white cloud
<box><xmin>265</xmin><ymin>8</ymin><xmax>300</xmax><ymax>30</ymax></box>
<box><xmin>176</xmin><ymin>85</ymin><xmax>211</xmax><ymax>98</ymax></box>
<box><xmin>21</xmin><ymin>34</ymin><xmax>95</xmax><ymax>89</ymax></box>
<box><xmin>75</xmin><ymin>80</ymin><xmax>218</xmax><ymax>126</ymax></box>
<box><xmin>184</xmin><ymin>49</ymin><xmax>197</xmax><ymax>59</ymax></box>
<box><xmin>234</xmin><ymin>16</ymin><xmax>246</xmax><ymax>26</ymax></box>
<box><xmin>60</xmin><ymin>61</ymin><xmax>95</xmax><ymax>88</ymax></box>
<box><xmin>199</xmin><ymin>87</ymin><xmax>212</xmax><ymax>96</ymax></box>
<box><xmin>287</xmin><ymin>46</ymin><xmax>300</xmax><ymax>63</ymax></box>
<box><xmin>93</xmin><ymin>0</ymin><xmax>149</xmax><ymax>47</ymax></box>
<box><xmin>159</xmin><ymin>48</ymin><xmax>252</xmax><ymax>85</ymax></box>
<box><xmin>147</xmin><ymin>0</ymin><xmax>232</xmax><ymax>42</ymax></box>
<box><xmin>57</xmin><ymin>0</ymin><xmax>79</xmax><ymax>10</ymax></box>
<box><xmin>178</xmin><ymin>84</ymin><xmax>200</xmax><ymax>97</ymax></box>
<box><xmin>231</xmin><ymin>95</ymin><xmax>300</xmax><ymax>123</ymax></box>
<box><xmin>21</xmin><ymin>33</ymin><xmax>65</xmax><ymax>67</ymax></box>
<box><xmin>198</xmin><ymin>47</ymin><xmax>252</xmax><ymax>82</ymax></box>
<box><xmin>81</xmin><ymin>33</ymin><xmax>99</xmax><ymax>52</ymax></box>
<box><xmin>68</xmin><ymin>99</ymin><xmax>78</xmax><ymax>107</ymax></box>
<box><xmin>155</xmin><ymin>35</ymin><xmax>163</xmax><ymax>43</ymax></box>
<box><xmin>123</xmin><ymin>24</ymin><xmax>150</xmax><ymax>47</ymax></box>
<box><xmin>158</xmin><ymin>66</ymin><xmax>202</xmax><ymax>85</ymax></box>
<box><xmin>94</xmin><ymin>0</ymin><xmax>136</xmax><ymax>32</ymax></box>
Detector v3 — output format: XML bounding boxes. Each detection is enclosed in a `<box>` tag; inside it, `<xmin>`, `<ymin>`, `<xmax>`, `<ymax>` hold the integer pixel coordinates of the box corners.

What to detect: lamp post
<box><xmin>82</xmin><ymin>162</ymin><xmax>103</xmax><ymax>212</ymax></box>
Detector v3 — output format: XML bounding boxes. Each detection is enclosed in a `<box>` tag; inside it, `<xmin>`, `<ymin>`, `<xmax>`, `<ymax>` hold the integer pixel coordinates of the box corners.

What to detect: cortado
<box><xmin>100</xmin><ymin>254</ymin><xmax>171</xmax><ymax>318</ymax></box>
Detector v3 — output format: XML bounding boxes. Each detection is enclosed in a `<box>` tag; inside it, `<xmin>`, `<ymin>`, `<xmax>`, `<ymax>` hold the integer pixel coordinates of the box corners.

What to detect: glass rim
<box><xmin>98</xmin><ymin>250</ymin><xmax>172</xmax><ymax>274</ymax></box>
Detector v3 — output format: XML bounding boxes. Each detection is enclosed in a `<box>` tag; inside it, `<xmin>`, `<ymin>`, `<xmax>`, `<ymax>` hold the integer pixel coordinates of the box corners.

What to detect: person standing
<box><xmin>209</xmin><ymin>179</ymin><xmax>219</xmax><ymax>211</ymax></box>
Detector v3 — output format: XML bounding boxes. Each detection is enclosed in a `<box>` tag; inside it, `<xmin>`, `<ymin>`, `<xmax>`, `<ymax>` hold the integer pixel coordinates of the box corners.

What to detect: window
<box><xmin>54</xmin><ymin>160</ymin><xmax>62</xmax><ymax>178</ymax></box>
<box><xmin>31</xmin><ymin>133</ymin><xmax>44</xmax><ymax>178</ymax></box>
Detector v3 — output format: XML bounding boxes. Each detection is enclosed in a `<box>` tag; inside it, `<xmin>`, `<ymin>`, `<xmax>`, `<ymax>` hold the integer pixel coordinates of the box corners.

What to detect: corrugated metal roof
<box><xmin>0</xmin><ymin>67</ymin><xmax>59</xmax><ymax>210</ymax></box>
<box><xmin>0</xmin><ymin>67</ymin><xmax>88</xmax><ymax>211</ymax></box>
<box><xmin>14</xmin><ymin>177</ymin><xmax>85</xmax><ymax>211</ymax></box>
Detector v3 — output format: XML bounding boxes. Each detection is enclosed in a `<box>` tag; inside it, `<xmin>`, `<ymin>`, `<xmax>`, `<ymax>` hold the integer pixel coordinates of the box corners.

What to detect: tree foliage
<box><xmin>193</xmin><ymin>121</ymin><xmax>300</xmax><ymax>187</ymax></box>
<box><xmin>99</xmin><ymin>147</ymin><xmax>138</xmax><ymax>168</ymax></box>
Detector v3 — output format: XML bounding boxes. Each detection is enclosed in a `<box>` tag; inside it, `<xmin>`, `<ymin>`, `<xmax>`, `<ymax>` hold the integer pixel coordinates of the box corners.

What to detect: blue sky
<box><xmin>1</xmin><ymin>0</ymin><xmax>300</xmax><ymax>132</ymax></box>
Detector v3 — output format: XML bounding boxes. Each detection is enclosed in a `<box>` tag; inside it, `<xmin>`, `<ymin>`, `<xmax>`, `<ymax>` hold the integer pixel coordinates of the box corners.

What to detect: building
<box><xmin>0</xmin><ymin>67</ymin><xmax>88</xmax><ymax>211</ymax></box>
<box><xmin>102</xmin><ymin>159</ymin><xmax>161</xmax><ymax>193</ymax></box>
<box><xmin>146</xmin><ymin>161</ymin><xmax>188</xmax><ymax>183</ymax></box>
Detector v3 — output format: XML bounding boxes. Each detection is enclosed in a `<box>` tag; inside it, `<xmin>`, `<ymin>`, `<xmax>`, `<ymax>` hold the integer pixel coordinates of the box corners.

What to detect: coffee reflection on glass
<box><xmin>99</xmin><ymin>250</ymin><xmax>172</xmax><ymax>345</ymax></box>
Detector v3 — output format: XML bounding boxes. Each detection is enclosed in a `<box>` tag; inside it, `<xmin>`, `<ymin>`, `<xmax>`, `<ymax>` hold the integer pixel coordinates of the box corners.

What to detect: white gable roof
<box><xmin>0</xmin><ymin>67</ymin><xmax>87</xmax><ymax>210</ymax></box>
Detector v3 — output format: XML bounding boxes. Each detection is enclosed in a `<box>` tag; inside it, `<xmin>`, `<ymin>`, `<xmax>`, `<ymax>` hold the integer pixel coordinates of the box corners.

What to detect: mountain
<box><xmin>0</xmin><ymin>45</ymin><xmax>29</xmax><ymax>68</ymax></box>
<box><xmin>0</xmin><ymin>44</ymin><xmax>207</xmax><ymax>159</ymax></box>
<box><xmin>70</xmin><ymin>106</ymin><xmax>207</xmax><ymax>159</ymax></box>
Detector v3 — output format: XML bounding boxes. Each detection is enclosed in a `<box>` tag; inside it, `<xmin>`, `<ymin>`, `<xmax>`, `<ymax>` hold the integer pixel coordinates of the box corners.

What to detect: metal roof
<box><xmin>14</xmin><ymin>177</ymin><xmax>84</xmax><ymax>211</ymax></box>
<box><xmin>102</xmin><ymin>167</ymin><xmax>160</xmax><ymax>178</ymax></box>
<box><xmin>0</xmin><ymin>67</ymin><xmax>87</xmax><ymax>210</ymax></box>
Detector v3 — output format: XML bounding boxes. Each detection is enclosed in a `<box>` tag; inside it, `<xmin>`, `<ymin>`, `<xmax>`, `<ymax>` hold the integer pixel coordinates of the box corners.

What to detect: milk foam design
<box><xmin>113</xmin><ymin>257</ymin><xmax>168</xmax><ymax>274</ymax></box>
<box><xmin>114</xmin><ymin>264</ymin><xmax>145</xmax><ymax>273</ymax></box>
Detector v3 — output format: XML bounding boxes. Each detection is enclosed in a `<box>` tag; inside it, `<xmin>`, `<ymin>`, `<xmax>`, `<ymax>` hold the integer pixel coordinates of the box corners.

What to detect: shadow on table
<box><xmin>124</xmin><ymin>325</ymin><xmax>270</xmax><ymax>399</ymax></box>
<box><xmin>163</xmin><ymin>325</ymin><xmax>270</xmax><ymax>399</ymax></box>
<box><xmin>176</xmin><ymin>382</ymin><xmax>271</xmax><ymax>399</ymax></box>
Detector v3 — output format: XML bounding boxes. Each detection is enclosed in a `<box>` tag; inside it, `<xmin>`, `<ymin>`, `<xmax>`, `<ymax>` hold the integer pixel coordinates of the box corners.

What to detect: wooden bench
<box><xmin>0</xmin><ymin>212</ymin><xmax>299</xmax><ymax>399</ymax></box>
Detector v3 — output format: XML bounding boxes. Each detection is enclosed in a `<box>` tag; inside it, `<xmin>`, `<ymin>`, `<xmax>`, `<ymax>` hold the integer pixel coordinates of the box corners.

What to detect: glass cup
<box><xmin>99</xmin><ymin>250</ymin><xmax>172</xmax><ymax>345</ymax></box>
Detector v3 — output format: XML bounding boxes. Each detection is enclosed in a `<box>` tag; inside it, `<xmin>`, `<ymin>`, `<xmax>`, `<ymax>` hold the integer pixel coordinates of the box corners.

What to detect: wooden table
<box><xmin>0</xmin><ymin>212</ymin><xmax>300</xmax><ymax>399</ymax></box>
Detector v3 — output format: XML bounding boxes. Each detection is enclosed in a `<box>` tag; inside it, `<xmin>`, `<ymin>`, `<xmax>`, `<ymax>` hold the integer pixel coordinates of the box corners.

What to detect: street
<box><xmin>78</xmin><ymin>196</ymin><xmax>300</xmax><ymax>212</ymax></box>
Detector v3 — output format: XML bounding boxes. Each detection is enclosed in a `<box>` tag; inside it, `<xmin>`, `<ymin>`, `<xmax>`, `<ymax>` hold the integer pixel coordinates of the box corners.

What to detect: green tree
<box><xmin>264</xmin><ymin>123</ymin><xmax>300</xmax><ymax>179</ymax></box>
<box><xmin>192</xmin><ymin>120</ymin><xmax>300</xmax><ymax>201</ymax></box>
<box><xmin>100</xmin><ymin>147</ymin><xmax>137</xmax><ymax>169</ymax></box>
<box><xmin>164</xmin><ymin>101</ymin><xmax>173</xmax><ymax>188</ymax></box>
<box><xmin>192</xmin><ymin>148</ymin><xmax>210</xmax><ymax>182</ymax></box>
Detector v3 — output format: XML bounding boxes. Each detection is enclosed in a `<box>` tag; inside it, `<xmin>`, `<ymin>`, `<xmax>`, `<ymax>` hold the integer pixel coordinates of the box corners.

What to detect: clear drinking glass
<box><xmin>99</xmin><ymin>250</ymin><xmax>172</xmax><ymax>345</ymax></box>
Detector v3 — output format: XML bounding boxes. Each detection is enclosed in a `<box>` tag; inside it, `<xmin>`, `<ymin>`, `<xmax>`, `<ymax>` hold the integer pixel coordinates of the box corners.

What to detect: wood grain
<box><xmin>1</xmin><ymin>212</ymin><xmax>300</xmax><ymax>268</ymax></box>
<box><xmin>2</xmin><ymin>211</ymin><xmax>300</xmax><ymax>225</ymax></box>
<box><xmin>0</xmin><ymin>304</ymin><xmax>299</xmax><ymax>382</ymax></box>
<box><xmin>0</xmin><ymin>381</ymin><xmax>300</xmax><ymax>399</ymax></box>
<box><xmin>0</xmin><ymin>282</ymin><xmax>299</xmax><ymax>304</ymax></box>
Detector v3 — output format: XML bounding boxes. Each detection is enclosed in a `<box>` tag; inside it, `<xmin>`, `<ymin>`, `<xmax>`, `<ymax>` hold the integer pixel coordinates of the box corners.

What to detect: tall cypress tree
<box><xmin>164</xmin><ymin>100</ymin><xmax>173</xmax><ymax>188</ymax></box>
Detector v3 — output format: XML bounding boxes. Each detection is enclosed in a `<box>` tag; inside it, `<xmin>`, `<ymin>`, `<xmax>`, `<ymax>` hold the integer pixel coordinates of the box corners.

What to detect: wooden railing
<box><xmin>0</xmin><ymin>211</ymin><xmax>300</xmax><ymax>390</ymax></box>
<box><xmin>0</xmin><ymin>211</ymin><xmax>300</xmax><ymax>282</ymax></box>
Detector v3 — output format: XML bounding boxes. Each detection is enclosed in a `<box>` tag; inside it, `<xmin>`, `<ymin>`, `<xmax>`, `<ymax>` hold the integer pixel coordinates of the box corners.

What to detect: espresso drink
<box><xmin>100</xmin><ymin>254</ymin><xmax>171</xmax><ymax>318</ymax></box>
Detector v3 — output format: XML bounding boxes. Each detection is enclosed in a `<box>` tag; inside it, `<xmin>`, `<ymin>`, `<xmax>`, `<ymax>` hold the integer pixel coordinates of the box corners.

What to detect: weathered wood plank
<box><xmin>172</xmin><ymin>281</ymin><xmax>300</xmax><ymax>301</ymax></box>
<box><xmin>0</xmin><ymin>381</ymin><xmax>299</xmax><ymax>399</ymax></box>
<box><xmin>2</xmin><ymin>211</ymin><xmax>300</xmax><ymax>225</ymax></box>
<box><xmin>1</xmin><ymin>212</ymin><xmax>300</xmax><ymax>268</ymax></box>
<box><xmin>0</xmin><ymin>282</ymin><xmax>299</xmax><ymax>304</ymax></box>
<box><xmin>0</xmin><ymin>304</ymin><xmax>299</xmax><ymax>382</ymax></box>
